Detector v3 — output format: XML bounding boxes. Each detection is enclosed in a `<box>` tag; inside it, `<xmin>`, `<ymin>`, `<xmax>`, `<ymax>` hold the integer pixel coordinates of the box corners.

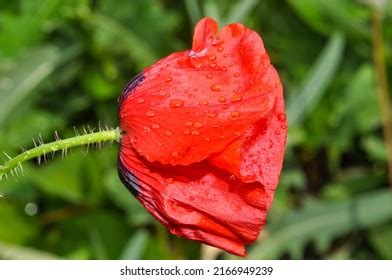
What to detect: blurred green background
<box><xmin>1</xmin><ymin>0</ymin><xmax>392</xmax><ymax>260</ymax></box>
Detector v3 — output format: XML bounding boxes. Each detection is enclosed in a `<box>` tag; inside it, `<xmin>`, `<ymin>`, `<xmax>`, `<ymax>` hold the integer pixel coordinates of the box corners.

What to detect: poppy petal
<box><xmin>118</xmin><ymin>136</ymin><xmax>270</xmax><ymax>256</ymax></box>
<box><xmin>119</xmin><ymin>17</ymin><xmax>277</xmax><ymax>166</ymax></box>
<box><xmin>209</xmin><ymin>66</ymin><xmax>286</xmax><ymax>191</ymax></box>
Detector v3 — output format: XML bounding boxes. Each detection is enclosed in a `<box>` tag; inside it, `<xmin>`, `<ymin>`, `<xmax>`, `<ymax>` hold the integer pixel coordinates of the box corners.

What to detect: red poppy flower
<box><xmin>118</xmin><ymin>17</ymin><xmax>286</xmax><ymax>256</ymax></box>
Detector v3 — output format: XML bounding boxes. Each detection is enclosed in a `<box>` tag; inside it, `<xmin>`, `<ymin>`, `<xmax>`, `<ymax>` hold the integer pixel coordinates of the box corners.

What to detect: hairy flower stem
<box><xmin>0</xmin><ymin>127</ymin><xmax>120</xmax><ymax>180</ymax></box>
<box><xmin>371</xmin><ymin>6</ymin><xmax>392</xmax><ymax>190</ymax></box>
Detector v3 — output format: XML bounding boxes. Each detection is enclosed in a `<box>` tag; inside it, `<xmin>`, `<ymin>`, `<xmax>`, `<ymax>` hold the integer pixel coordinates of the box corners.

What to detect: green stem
<box><xmin>371</xmin><ymin>6</ymin><xmax>392</xmax><ymax>190</ymax></box>
<box><xmin>0</xmin><ymin>127</ymin><xmax>120</xmax><ymax>180</ymax></box>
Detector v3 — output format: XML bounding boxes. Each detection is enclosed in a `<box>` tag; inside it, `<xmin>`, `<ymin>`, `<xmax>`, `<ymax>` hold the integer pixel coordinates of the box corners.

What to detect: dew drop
<box><xmin>137</xmin><ymin>98</ymin><xmax>145</xmax><ymax>104</ymax></box>
<box><xmin>235</xmin><ymin>131</ymin><xmax>242</xmax><ymax>136</ymax></box>
<box><xmin>229</xmin><ymin>63</ymin><xmax>234</xmax><ymax>67</ymax></box>
<box><xmin>206</xmin><ymin>112</ymin><xmax>216</xmax><ymax>118</ymax></box>
<box><xmin>152</xmin><ymin>123</ymin><xmax>160</xmax><ymax>129</ymax></box>
<box><xmin>171</xmin><ymin>151</ymin><xmax>179</xmax><ymax>157</ymax></box>
<box><xmin>278</xmin><ymin>113</ymin><xmax>286</xmax><ymax>122</ymax></box>
<box><xmin>189</xmin><ymin>195</ymin><xmax>195</xmax><ymax>201</ymax></box>
<box><xmin>185</xmin><ymin>121</ymin><xmax>193</xmax><ymax>127</ymax></box>
<box><xmin>165</xmin><ymin>130</ymin><xmax>173</xmax><ymax>137</ymax></box>
<box><xmin>191</xmin><ymin>130</ymin><xmax>200</xmax><ymax>136</ymax></box>
<box><xmin>146</xmin><ymin>110</ymin><xmax>155</xmax><ymax>117</ymax></box>
<box><xmin>222</xmin><ymin>104</ymin><xmax>229</xmax><ymax>109</ymax></box>
<box><xmin>143</xmin><ymin>126</ymin><xmax>151</xmax><ymax>133</ymax></box>
<box><xmin>194</xmin><ymin>122</ymin><xmax>203</xmax><ymax>128</ymax></box>
<box><xmin>165</xmin><ymin>76</ymin><xmax>172</xmax><ymax>83</ymax></box>
<box><xmin>205</xmin><ymin>137</ymin><xmax>211</xmax><ymax>142</ymax></box>
<box><xmin>234</xmin><ymin>80</ymin><xmax>239</xmax><ymax>84</ymax></box>
<box><xmin>229</xmin><ymin>174</ymin><xmax>236</xmax><ymax>180</ymax></box>
<box><xmin>231</xmin><ymin>94</ymin><xmax>242</xmax><ymax>102</ymax></box>
<box><xmin>275</xmin><ymin>130</ymin><xmax>281</xmax><ymax>135</ymax></box>
<box><xmin>183</xmin><ymin>129</ymin><xmax>191</xmax><ymax>135</ymax></box>
<box><xmin>222</xmin><ymin>67</ymin><xmax>227</xmax><ymax>72</ymax></box>
<box><xmin>234</xmin><ymin>72</ymin><xmax>240</xmax><ymax>77</ymax></box>
<box><xmin>198</xmin><ymin>99</ymin><xmax>209</xmax><ymax>106</ymax></box>
<box><xmin>208</xmin><ymin>54</ymin><xmax>217</xmax><ymax>61</ymax></box>
<box><xmin>218</xmin><ymin>96</ymin><xmax>226</xmax><ymax>103</ymax></box>
<box><xmin>281</xmin><ymin>124</ymin><xmax>287</xmax><ymax>129</ymax></box>
<box><xmin>166</xmin><ymin>178</ymin><xmax>174</xmax><ymax>184</ymax></box>
<box><xmin>169</xmin><ymin>99</ymin><xmax>184</xmax><ymax>108</ymax></box>
<box><xmin>157</xmin><ymin>141</ymin><xmax>163</xmax><ymax>146</ymax></box>
<box><xmin>213</xmin><ymin>66</ymin><xmax>220</xmax><ymax>70</ymax></box>
<box><xmin>217</xmin><ymin>46</ymin><xmax>224</xmax><ymax>52</ymax></box>
<box><xmin>231</xmin><ymin>111</ymin><xmax>240</xmax><ymax>117</ymax></box>
<box><xmin>206</xmin><ymin>74</ymin><xmax>213</xmax><ymax>79</ymax></box>
<box><xmin>131</xmin><ymin>137</ymin><xmax>137</xmax><ymax>145</ymax></box>
<box><xmin>211</xmin><ymin>83</ymin><xmax>223</xmax><ymax>92</ymax></box>
<box><xmin>224</xmin><ymin>53</ymin><xmax>229</xmax><ymax>58</ymax></box>
<box><xmin>219</xmin><ymin>135</ymin><xmax>225</xmax><ymax>139</ymax></box>
<box><xmin>210</xmin><ymin>63</ymin><xmax>217</xmax><ymax>68</ymax></box>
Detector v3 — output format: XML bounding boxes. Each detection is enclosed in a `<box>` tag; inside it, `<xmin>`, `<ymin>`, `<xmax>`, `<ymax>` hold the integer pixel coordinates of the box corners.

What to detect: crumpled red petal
<box><xmin>118</xmin><ymin>17</ymin><xmax>287</xmax><ymax>256</ymax></box>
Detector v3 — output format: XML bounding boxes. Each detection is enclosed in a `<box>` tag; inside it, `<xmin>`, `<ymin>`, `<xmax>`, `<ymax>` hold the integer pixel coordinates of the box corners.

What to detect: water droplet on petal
<box><xmin>206</xmin><ymin>74</ymin><xmax>213</xmax><ymax>79</ymax></box>
<box><xmin>165</xmin><ymin>76</ymin><xmax>172</xmax><ymax>83</ymax></box>
<box><xmin>208</xmin><ymin>54</ymin><xmax>217</xmax><ymax>61</ymax></box>
<box><xmin>157</xmin><ymin>141</ymin><xmax>163</xmax><ymax>146</ymax></box>
<box><xmin>166</xmin><ymin>177</ymin><xmax>174</xmax><ymax>183</ymax></box>
<box><xmin>281</xmin><ymin>124</ymin><xmax>287</xmax><ymax>129</ymax></box>
<box><xmin>169</xmin><ymin>99</ymin><xmax>184</xmax><ymax>108</ymax></box>
<box><xmin>231</xmin><ymin>111</ymin><xmax>240</xmax><ymax>117</ymax></box>
<box><xmin>217</xmin><ymin>46</ymin><xmax>224</xmax><ymax>52</ymax></box>
<box><xmin>278</xmin><ymin>113</ymin><xmax>287</xmax><ymax>122</ymax></box>
<box><xmin>131</xmin><ymin>137</ymin><xmax>137</xmax><ymax>145</ymax></box>
<box><xmin>143</xmin><ymin>126</ymin><xmax>151</xmax><ymax>133</ymax></box>
<box><xmin>205</xmin><ymin>137</ymin><xmax>210</xmax><ymax>141</ymax></box>
<box><xmin>235</xmin><ymin>131</ymin><xmax>242</xmax><ymax>136</ymax></box>
<box><xmin>185</xmin><ymin>121</ymin><xmax>193</xmax><ymax>127</ymax></box>
<box><xmin>219</xmin><ymin>135</ymin><xmax>225</xmax><ymax>139</ymax></box>
<box><xmin>191</xmin><ymin>130</ymin><xmax>200</xmax><ymax>136</ymax></box>
<box><xmin>234</xmin><ymin>72</ymin><xmax>240</xmax><ymax>77</ymax></box>
<box><xmin>198</xmin><ymin>99</ymin><xmax>209</xmax><ymax>106</ymax></box>
<box><xmin>275</xmin><ymin>130</ymin><xmax>281</xmax><ymax>135</ymax></box>
<box><xmin>213</xmin><ymin>66</ymin><xmax>220</xmax><ymax>70</ymax></box>
<box><xmin>234</xmin><ymin>80</ymin><xmax>239</xmax><ymax>84</ymax></box>
<box><xmin>224</xmin><ymin>53</ymin><xmax>229</xmax><ymax>58</ymax></box>
<box><xmin>231</xmin><ymin>94</ymin><xmax>242</xmax><ymax>102</ymax></box>
<box><xmin>218</xmin><ymin>96</ymin><xmax>226</xmax><ymax>103</ymax></box>
<box><xmin>165</xmin><ymin>130</ymin><xmax>173</xmax><ymax>137</ymax></box>
<box><xmin>152</xmin><ymin>123</ymin><xmax>160</xmax><ymax>129</ymax></box>
<box><xmin>229</xmin><ymin>174</ymin><xmax>236</xmax><ymax>180</ymax></box>
<box><xmin>222</xmin><ymin>67</ymin><xmax>227</xmax><ymax>72</ymax></box>
<box><xmin>206</xmin><ymin>112</ymin><xmax>216</xmax><ymax>118</ymax></box>
<box><xmin>146</xmin><ymin>110</ymin><xmax>155</xmax><ymax>117</ymax></box>
<box><xmin>189</xmin><ymin>195</ymin><xmax>195</xmax><ymax>201</ymax></box>
<box><xmin>183</xmin><ymin>129</ymin><xmax>191</xmax><ymax>135</ymax></box>
<box><xmin>171</xmin><ymin>151</ymin><xmax>179</xmax><ymax>157</ymax></box>
<box><xmin>222</xmin><ymin>104</ymin><xmax>229</xmax><ymax>109</ymax></box>
<box><xmin>194</xmin><ymin>122</ymin><xmax>203</xmax><ymax>128</ymax></box>
<box><xmin>137</xmin><ymin>98</ymin><xmax>145</xmax><ymax>104</ymax></box>
<box><xmin>211</xmin><ymin>83</ymin><xmax>223</xmax><ymax>92</ymax></box>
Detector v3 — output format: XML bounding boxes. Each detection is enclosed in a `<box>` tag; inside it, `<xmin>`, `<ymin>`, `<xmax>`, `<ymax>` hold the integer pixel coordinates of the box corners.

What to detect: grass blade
<box><xmin>286</xmin><ymin>32</ymin><xmax>345</xmax><ymax>126</ymax></box>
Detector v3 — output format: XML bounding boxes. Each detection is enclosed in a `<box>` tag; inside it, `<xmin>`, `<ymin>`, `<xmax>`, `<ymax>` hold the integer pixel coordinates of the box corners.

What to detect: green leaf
<box><xmin>0</xmin><ymin>202</ymin><xmax>38</xmax><ymax>244</ymax></box>
<box><xmin>0</xmin><ymin>242</ymin><xmax>58</xmax><ymax>260</ymax></box>
<box><xmin>370</xmin><ymin>225</ymin><xmax>392</xmax><ymax>259</ymax></box>
<box><xmin>0</xmin><ymin>45</ymin><xmax>80</xmax><ymax>126</ymax></box>
<box><xmin>223</xmin><ymin>0</ymin><xmax>258</xmax><ymax>25</ymax></box>
<box><xmin>248</xmin><ymin>189</ymin><xmax>392</xmax><ymax>259</ymax></box>
<box><xmin>185</xmin><ymin>0</ymin><xmax>202</xmax><ymax>25</ymax></box>
<box><xmin>120</xmin><ymin>229</ymin><xmax>149</xmax><ymax>260</ymax></box>
<box><xmin>286</xmin><ymin>32</ymin><xmax>345</xmax><ymax>126</ymax></box>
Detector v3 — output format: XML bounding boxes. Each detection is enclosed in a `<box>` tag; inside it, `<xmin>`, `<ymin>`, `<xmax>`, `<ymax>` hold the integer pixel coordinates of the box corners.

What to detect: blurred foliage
<box><xmin>1</xmin><ymin>0</ymin><xmax>392</xmax><ymax>260</ymax></box>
